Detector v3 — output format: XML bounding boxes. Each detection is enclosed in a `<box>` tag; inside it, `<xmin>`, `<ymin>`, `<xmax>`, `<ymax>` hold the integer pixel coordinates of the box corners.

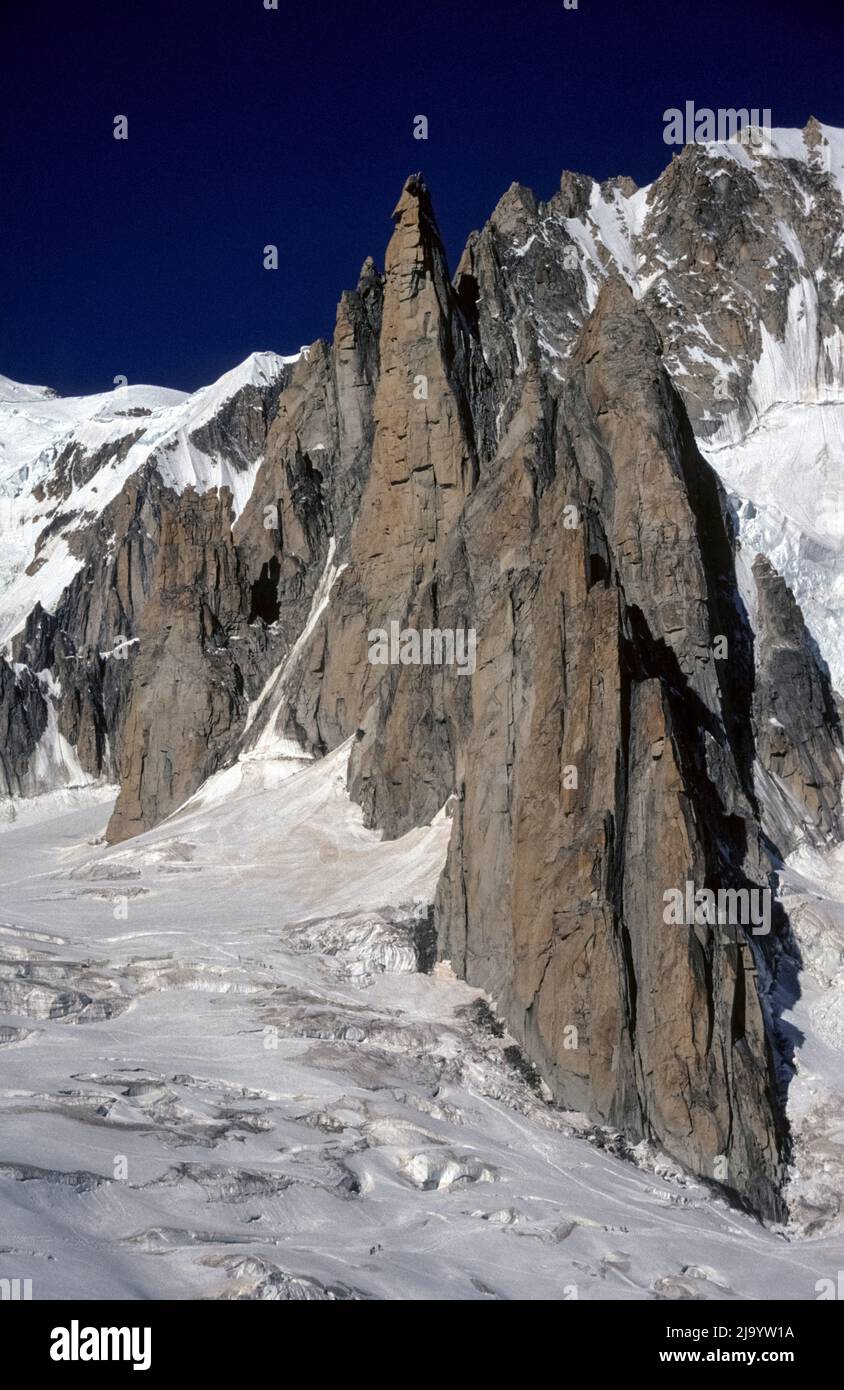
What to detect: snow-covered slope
<box><xmin>776</xmin><ymin>837</ymin><xmax>844</xmax><ymax>1232</ymax></box>
<box><xmin>2</xmin><ymin>751</ymin><xmax>843</xmax><ymax>1300</ymax></box>
<box><xmin>0</xmin><ymin>375</ymin><xmax>59</xmax><ymax>405</ymax></box>
<box><xmin>705</xmin><ymin>403</ymin><xmax>844</xmax><ymax>687</ymax></box>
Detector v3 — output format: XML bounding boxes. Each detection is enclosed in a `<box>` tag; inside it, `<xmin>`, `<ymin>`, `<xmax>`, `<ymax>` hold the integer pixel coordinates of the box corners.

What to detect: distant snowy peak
<box><xmin>170</xmin><ymin>350</ymin><xmax>302</xmax><ymax>437</ymax></box>
<box><xmin>0</xmin><ymin>375</ymin><xmax>59</xmax><ymax>404</ymax></box>
<box><xmin>0</xmin><ymin>349</ymin><xmax>301</xmax><ymax>491</ymax></box>
<box><xmin>0</xmin><ymin>348</ymin><xmax>302</xmax><ymax>647</ymax></box>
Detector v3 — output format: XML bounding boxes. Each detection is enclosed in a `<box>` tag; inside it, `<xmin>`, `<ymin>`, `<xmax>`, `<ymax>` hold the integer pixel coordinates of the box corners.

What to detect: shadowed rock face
<box><xmin>0</xmin><ymin>658</ymin><xmax>48</xmax><ymax>796</ymax></box>
<box><xmin>752</xmin><ymin>554</ymin><xmax>844</xmax><ymax>850</ymax></box>
<box><xmin>3</xmin><ymin>170</ymin><xmax>843</xmax><ymax>1218</ymax></box>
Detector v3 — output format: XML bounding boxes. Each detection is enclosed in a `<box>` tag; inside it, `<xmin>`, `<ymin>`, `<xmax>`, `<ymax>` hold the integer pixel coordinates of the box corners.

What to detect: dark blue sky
<box><xmin>2</xmin><ymin>0</ymin><xmax>841</xmax><ymax>397</ymax></box>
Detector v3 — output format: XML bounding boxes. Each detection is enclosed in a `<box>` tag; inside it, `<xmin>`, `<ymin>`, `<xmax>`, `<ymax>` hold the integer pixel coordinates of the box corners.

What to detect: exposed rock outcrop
<box><xmin>275</xmin><ymin>179</ymin><xmax>843</xmax><ymax>1219</ymax></box>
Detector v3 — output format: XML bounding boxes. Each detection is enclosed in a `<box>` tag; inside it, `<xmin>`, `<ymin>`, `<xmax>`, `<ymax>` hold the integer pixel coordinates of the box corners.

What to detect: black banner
<box><xmin>3</xmin><ymin>1296</ymin><xmax>839</xmax><ymax>1376</ymax></box>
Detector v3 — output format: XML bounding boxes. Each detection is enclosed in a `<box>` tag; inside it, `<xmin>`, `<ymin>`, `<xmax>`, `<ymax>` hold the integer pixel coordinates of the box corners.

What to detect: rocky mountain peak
<box><xmin>4</xmin><ymin>135</ymin><xmax>844</xmax><ymax>1221</ymax></box>
<box><xmin>601</xmin><ymin>172</ymin><xmax>639</xmax><ymax>199</ymax></box>
<box><xmin>557</xmin><ymin>168</ymin><xmax>593</xmax><ymax>219</ymax></box>
<box><xmin>390</xmin><ymin>172</ymin><xmax>443</xmax><ymax>252</ymax></box>
<box><xmin>490</xmin><ymin>181</ymin><xmax>540</xmax><ymax>232</ymax></box>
